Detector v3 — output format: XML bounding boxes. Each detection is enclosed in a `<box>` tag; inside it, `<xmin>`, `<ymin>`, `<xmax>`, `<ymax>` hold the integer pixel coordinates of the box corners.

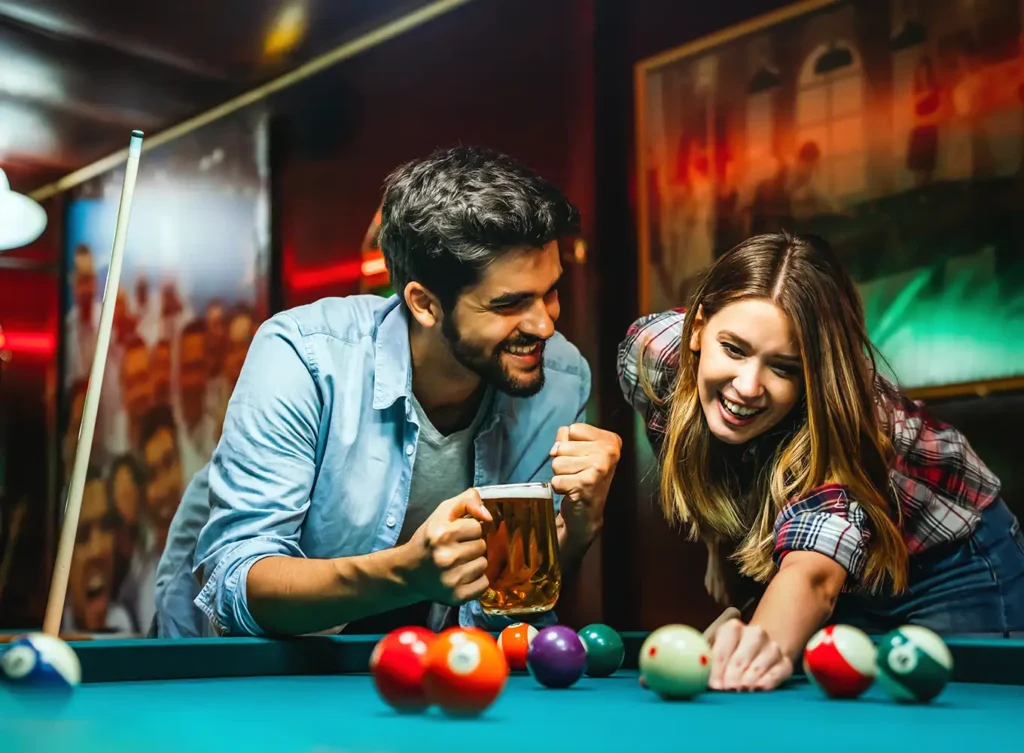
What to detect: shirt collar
<box><xmin>372</xmin><ymin>296</ymin><xmax>413</xmax><ymax>410</ymax></box>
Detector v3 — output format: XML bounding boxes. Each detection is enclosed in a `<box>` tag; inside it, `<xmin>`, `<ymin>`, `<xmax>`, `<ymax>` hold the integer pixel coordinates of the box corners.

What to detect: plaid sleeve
<box><xmin>616</xmin><ymin>309</ymin><xmax>687</xmax><ymax>442</ymax></box>
<box><xmin>773</xmin><ymin>484</ymin><xmax>870</xmax><ymax>581</ymax></box>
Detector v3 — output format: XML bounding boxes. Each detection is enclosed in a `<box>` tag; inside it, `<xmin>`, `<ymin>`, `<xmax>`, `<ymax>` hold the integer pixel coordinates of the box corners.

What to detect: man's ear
<box><xmin>689</xmin><ymin>305</ymin><xmax>706</xmax><ymax>352</ymax></box>
<box><xmin>405</xmin><ymin>282</ymin><xmax>443</xmax><ymax>328</ymax></box>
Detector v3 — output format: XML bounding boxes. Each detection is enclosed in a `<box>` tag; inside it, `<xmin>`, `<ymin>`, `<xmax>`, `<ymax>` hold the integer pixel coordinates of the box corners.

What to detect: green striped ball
<box><xmin>876</xmin><ymin>625</ymin><xmax>953</xmax><ymax>703</ymax></box>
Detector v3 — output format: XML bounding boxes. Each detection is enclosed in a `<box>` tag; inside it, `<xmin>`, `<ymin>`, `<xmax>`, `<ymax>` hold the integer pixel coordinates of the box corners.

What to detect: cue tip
<box><xmin>131</xmin><ymin>130</ymin><xmax>144</xmax><ymax>139</ymax></box>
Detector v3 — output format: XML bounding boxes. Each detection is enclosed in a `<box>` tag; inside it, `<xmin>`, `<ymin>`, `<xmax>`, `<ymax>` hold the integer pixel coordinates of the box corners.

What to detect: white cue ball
<box><xmin>638</xmin><ymin>625</ymin><xmax>711</xmax><ymax>700</ymax></box>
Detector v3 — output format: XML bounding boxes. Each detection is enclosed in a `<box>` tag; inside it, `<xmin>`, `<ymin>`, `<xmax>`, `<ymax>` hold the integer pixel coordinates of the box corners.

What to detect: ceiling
<box><xmin>0</xmin><ymin>0</ymin><xmax>443</xmax><ymax>195</ymax></box>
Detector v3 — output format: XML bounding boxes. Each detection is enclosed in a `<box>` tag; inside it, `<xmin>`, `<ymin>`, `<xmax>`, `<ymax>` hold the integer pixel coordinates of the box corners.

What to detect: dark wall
<box><xmin>276</xmin><ymin>0</ymin><xmax>593</xmax><ymax>308</ymax></box>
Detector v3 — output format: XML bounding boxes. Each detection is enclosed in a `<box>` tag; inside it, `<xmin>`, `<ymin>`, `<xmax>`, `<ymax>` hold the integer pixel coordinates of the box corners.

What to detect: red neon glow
<box><xmin>0</xmin><ymin>330</ymin><xmax>55</xmax><ymax>355</ymax></box>
<box><xmin>361</xmin><ymin>256</ymin><xmax>387</xmax><ymax>276</ymax></box>
<box><xmin>288</xmin><ymin>258</ymin><xmax>364</xmax><ymax>290</ymax></box>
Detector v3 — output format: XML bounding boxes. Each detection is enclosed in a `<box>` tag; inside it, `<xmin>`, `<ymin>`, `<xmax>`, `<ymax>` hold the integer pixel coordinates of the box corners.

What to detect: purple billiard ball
<box><xmin>526</xmin><ymin>626</ymin><xmax>587</xmax><ymax>688</ymax></box>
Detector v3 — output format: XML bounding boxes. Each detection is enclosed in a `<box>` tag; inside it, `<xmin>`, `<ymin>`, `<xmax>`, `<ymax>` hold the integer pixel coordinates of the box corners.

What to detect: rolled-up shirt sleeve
<box><xmin>193</xmin><ymin>313</ymin><xmax>321</xmax><ymax>636</ymax></box>
<box><xmin>773</xmin><ymin>484</ymin><xmax>870</xmax><ymax>581</ymax></box>
<box><xmin>616</xmin><ymin>310</ymin><xmax>687</xmax><ymax>449</ymax></box>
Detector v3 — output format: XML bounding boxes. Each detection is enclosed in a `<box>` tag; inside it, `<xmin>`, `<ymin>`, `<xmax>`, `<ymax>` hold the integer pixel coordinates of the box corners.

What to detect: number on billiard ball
<box><xmin>876</xmin><ymin>625</ymin><xmax>952</xmax><ymax>703</ymax></box>
<box><xmin>423</xmin><ymin>627</ymin><xmax>509</xmax><ymax>717</ymax></box>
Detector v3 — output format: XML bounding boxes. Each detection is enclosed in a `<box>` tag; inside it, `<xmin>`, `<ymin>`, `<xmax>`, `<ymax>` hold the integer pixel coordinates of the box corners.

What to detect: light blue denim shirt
<box><xmin>157</xmin><ymin>294</ymin><xmax>591</xmax><ymax>637</ymax></box>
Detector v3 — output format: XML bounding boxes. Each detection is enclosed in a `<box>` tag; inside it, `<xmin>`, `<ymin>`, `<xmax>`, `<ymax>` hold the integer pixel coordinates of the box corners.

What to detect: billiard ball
<box><xmin>526</xmin><ymin>625</ymin><xmax>588</xmax><ymax>689</ymax></box>
<box><xmin>803</xmin><ymin>624</ymin><xmax>877</xmax><ymax>699</ymax></box>
<box><xmin>638</xmin><ymin>625</ymin><xmax>711</xmax><ymax>700</ymax></box>
<box><xmin>498</xmin><ymin>623</ymin><xmax>537</xmax><ymax>671</ymax></box>
<box><xmin>577</xmin><ymin>623</ymin><xmax>624</xmax><ymax>677</ymax></box>
<box><xmin>0</xmin><ymin>633</ymin><xmax>81</xmax><ymax>689</ymax></box>
<box><xmin>876</xmin><ymin>625</ymin><xmax>953</xmax><ymax>703</ymax></box>
<box><xmin>370</xmin><ymin>626</ymin><xmax>436</xmax><ymax>712</ymax></box>
<box><xmin>423</xmin><ymin>627</ymin><xmax>508</xmax><ymax>716</ymax></box>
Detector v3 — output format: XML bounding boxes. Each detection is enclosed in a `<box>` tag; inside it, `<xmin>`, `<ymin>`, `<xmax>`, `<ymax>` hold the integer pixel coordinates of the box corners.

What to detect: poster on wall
<box><xmin>60</xmin><ymin>112</ymin><xmax>270</xmax><ymax>636</ymax></box>
<box><xmin>636</xmin><ymin>0</ymin><xmax>1024</xmax><ymax>396</ymax></box>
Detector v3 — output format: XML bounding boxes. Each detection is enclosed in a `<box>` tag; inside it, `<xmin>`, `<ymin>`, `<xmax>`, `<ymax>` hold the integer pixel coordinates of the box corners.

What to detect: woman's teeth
<box><xmin>720</xmin><ymin>394</ymin><xmax>762</xmax><ymax>418</ymax></box>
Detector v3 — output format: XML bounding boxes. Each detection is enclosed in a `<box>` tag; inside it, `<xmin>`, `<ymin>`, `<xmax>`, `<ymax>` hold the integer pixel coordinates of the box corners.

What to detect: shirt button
<box><xmin>386</xmin><ymin>515</ymin><xmax>396</xmax><ymax>527</ymax></box>
<box><xmin>405</xmin><ymin>444</ymin><xmax>414</xmax><ymax>456</ymax></box>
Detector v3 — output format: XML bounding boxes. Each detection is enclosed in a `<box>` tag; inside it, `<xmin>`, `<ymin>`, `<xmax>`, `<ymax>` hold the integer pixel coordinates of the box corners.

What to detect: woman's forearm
<box><xmin>749</xmin><ymin>553</ymin><xmax>846</xmax><ymax>659</ymax></box>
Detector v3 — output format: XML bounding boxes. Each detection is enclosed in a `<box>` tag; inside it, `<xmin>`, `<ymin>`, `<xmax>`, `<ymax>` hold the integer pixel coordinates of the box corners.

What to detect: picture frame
<box><xmin>635</xmin><ymin>0</ymin><xmax>1024</xmax><ymax>399</ymax></box>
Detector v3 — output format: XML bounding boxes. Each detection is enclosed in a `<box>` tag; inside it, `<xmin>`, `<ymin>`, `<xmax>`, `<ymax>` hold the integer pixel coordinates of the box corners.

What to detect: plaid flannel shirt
<box><xmin>617</xmin><ymin>309</ymin><xmax>1002</xmax><ymax>582</ymax></box>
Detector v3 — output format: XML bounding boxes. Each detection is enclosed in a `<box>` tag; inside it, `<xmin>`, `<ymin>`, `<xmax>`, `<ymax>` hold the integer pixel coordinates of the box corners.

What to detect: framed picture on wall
<box><xmin>635</xmin><ymin>0</ymin><xmax>1024</xmax><ymax>398</ymax></box>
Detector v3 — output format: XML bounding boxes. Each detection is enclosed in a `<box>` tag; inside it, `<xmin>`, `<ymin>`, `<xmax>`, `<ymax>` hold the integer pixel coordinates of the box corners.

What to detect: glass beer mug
<box><xmin>478</xmin><ymin>482</ymin><xmax>562</xmax><ymax>615</ymax></box>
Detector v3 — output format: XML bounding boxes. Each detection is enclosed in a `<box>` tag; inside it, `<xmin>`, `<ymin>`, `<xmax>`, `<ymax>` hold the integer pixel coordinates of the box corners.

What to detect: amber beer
<box><xmin>478</xmin><ymin>482</ymin><xmax>561</xmax><ymax>615</ymax></box>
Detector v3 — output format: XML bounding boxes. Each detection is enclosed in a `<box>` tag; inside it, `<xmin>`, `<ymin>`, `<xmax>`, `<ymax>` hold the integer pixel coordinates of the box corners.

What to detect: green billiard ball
<box><xmin>577</xmin><ymin>623</ymin><xmax>625</xmax><ymax>677</ymax></box>
<box><xmin>876</xmin><ymin>625</ymin><xmax>953</xmax><ymax>703</ymax></box>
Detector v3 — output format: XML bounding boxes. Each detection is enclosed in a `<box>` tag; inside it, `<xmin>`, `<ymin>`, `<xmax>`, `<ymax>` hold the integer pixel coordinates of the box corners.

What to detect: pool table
<box><xmin>1</xmin><ymin>633</ymin><xmax>1022</xmax><ymax>753</ymax></box>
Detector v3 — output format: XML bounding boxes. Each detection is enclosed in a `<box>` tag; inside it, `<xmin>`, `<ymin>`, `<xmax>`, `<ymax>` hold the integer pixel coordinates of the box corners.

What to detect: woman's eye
<box><xmin>721</xmin><ymin>342</ymin><xmax>743</xmax><ymax>357</ymax></box>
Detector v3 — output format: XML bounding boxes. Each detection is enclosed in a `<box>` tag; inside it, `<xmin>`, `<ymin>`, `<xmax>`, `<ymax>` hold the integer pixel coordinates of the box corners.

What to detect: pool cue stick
<box><xmin>42</xmin><ymin>130</ymin><xmax>145</xmax><ymax>637</ymax></box>
<box><xmin>703</xmin><ymin>607</ymin><xmax>741</xmax><ymax>641</ymax></box>
<box><xmin>0</xmin><ymin>497</ymin><xmax>27</xmax><ymax>602</ymax></box>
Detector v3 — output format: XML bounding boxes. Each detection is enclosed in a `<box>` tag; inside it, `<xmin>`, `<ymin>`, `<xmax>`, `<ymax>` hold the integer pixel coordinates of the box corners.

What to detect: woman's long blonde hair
<box><xmin>650</xmin><ymin>232</ymin><xmax>907</xmax><ymax>592</ymax></box>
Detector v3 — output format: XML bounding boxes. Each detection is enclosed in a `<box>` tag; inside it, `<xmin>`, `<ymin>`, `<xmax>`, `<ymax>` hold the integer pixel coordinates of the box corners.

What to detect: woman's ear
<box><xmin>689</xmin><ymin>305</ymin><xmax>705</xmax><ymax>352</ymax></box>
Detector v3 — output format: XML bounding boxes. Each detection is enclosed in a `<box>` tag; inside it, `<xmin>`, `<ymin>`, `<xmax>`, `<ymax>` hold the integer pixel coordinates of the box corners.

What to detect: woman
<box><xmin>618</xmin><ymin>232</ymin><xmax>1024</xmax><ymax>691</ymax></box>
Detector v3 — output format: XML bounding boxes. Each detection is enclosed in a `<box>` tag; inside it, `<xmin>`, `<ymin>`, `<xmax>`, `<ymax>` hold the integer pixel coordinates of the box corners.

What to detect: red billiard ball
<box><xmin>370</xmin><ymin>626</ymin><xmax>436</xmax><ymax>712</ymax></box>
<box><xmin>803</xmin><ymin>624</ymin><xmax>877</xmax><ymax>699</ymax></box>
<box><xmin>498</xmin><ymin>623</ymin><xmax>538</xmax><ymax>671</ymax></box>
<box><xmin>423</xmin><ymin>627</ymin><xmax>509</xmax><ymax>717</ymax></box>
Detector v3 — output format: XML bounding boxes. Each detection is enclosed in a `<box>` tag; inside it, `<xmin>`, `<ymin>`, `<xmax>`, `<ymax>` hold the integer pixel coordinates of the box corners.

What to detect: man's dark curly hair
<box><xmin>376</xmin><ymin>146</ymin><xmax>580</xmax><ymax>312</ymax></box>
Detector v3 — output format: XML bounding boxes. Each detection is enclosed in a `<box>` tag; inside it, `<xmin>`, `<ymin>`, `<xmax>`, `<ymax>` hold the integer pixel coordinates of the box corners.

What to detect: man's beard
<box><xmin>441</xmin><ymin>315</ymin><xmax>545</xmax><ymax>397</ymax></box>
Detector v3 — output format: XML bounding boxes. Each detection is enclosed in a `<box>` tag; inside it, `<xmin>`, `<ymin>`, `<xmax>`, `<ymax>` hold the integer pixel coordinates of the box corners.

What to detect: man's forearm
<box><xmin>246</xmin><ymin>546</ymin><xmax>419</xmax><ymax>636</ymax></box>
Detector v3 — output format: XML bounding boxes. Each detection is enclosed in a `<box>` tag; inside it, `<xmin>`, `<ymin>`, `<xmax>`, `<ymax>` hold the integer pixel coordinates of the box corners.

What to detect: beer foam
<box><xmin>477</xmin><ymin>482</ymin><xmax>551</xmax><ymax>500</ymax></box>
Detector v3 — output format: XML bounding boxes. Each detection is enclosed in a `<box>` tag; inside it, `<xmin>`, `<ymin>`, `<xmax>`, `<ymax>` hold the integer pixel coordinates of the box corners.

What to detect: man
<box><xmin>65</xmin><ymin>244</ymin><xmax>99</xmax><ymax>387</ymax></box>
<box><xmin>150</xmin><ymin>339</ymin><xmax>172</xmax><ymax>407</ymax></box>
<box><xmin>120</xmin><ymin>404</ymin><xmax>184</xmax><ymax>633</ymax></box>
<box><xmin>108</xmin><ymin>336</ymin><xmax>154</xmax><ymax>455</ymax></box>
<box><xmin>207</xmin><ymin>304</ymin><xmax>256</xmax><ymax>441</ymax></box>
<box><xmin>63</xmin><ymin>466</ymin><xmax>134</xmax><ymax>635</ymax></box>
<box><xmin>154</xmin><ymin>146</ymin><xmax>620</xmax><ymax>637</ymax></box>
<box><xmin>222</xmin><ymin>303</ymin><xmax>256</xmax><ymax>388</ymax></box>
<box><xmin>174</xmin><ymin>318</ymin><xmax>217</xmax><ymax>479</ymax></box>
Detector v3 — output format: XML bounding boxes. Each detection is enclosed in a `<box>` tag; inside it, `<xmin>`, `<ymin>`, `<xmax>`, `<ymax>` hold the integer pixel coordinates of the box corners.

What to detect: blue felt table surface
<box><xmin>2</xmin><ymin>670</ymin><xmax>1023</xmax><ymax>753</ymax></box>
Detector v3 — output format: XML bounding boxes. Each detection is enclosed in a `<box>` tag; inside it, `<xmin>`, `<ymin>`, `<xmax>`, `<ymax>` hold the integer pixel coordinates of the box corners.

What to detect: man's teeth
<box><xmin>86</xmin><ymin>572</ymin><xmax>107</xmax><ymax>598</ymax></box>
<box><xmin>721</xmin><ymin>395</ymin><xmax>762</xmax><ymax>417</ymax></box>
<box><xmin>507</xmin><ymin>344</ymin><xmax>537</xmax><ymax>355</ymax></box>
